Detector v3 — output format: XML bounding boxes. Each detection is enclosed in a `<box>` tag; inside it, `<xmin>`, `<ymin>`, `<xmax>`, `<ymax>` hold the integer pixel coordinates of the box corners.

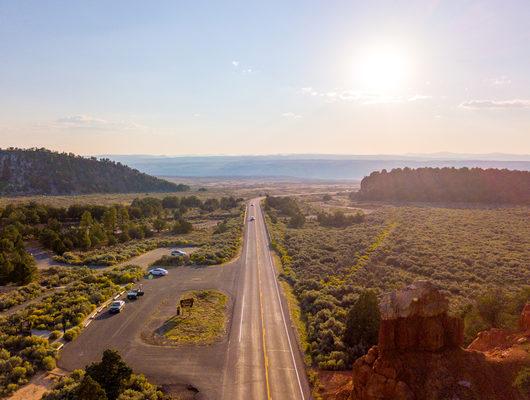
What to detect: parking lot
<box><xmin>58</xmin><ymin>258</ymin><xmax>240</xmax><ymax>399</ymax></box>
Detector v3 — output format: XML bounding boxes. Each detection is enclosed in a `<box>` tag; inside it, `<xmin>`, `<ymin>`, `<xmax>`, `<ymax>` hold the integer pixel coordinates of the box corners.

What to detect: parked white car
<box><xmin>148</xmin><ymin>267</ymin><xmax>168</xmax><ymax>276</ymax></box>
<box><xmin>109</xmin><ymin>300</ymin><xmax>125</xmax><ymax>313</ymax></box>
<box><xmin>171</xmin><ymin>249</ymin><xmax>187</xmax><ymax>257</ymax></box>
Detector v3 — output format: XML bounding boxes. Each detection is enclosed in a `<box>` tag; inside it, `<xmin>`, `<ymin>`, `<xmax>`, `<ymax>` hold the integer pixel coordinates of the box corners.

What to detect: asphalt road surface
<box><xmin>59</xmin><ymin>199</ymin><xmax>311</xmax><ymax>400</ymax></box>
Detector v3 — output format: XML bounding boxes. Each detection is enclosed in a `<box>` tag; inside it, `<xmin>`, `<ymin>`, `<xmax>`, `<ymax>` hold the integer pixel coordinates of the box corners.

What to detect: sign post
<box><xmin>179</xmin><ymin>298</ymin><xmax>194</xmax><ymax>315</ymax></box>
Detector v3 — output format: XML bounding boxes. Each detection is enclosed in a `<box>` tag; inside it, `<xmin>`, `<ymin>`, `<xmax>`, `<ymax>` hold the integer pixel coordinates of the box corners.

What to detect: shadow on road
<box><xmin>95</xmin><ymin>311</ymin><xmax>117</xmax><ymax>320</ymax></box>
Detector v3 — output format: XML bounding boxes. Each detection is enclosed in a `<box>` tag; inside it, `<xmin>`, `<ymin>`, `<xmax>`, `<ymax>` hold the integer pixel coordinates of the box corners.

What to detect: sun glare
<box><xmin>355</xmin><ymin>44</ymin><xmax>411</xmax><ymax>92</ymax></box>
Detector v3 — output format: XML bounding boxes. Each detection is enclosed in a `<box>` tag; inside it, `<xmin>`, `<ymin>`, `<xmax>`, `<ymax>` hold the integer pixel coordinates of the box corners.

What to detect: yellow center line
<box><xmin>256</xmin><ymin>216</ymin><xmax>272</xmax><ymax>400</ymax></box>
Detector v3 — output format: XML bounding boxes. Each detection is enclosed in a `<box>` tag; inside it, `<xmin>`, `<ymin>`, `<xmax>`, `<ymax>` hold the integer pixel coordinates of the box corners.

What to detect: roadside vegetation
<box><xmin>265</xmin><ymin>196</ymin><xmax>530</xmax><ymax>370</ymax></box>
<box><xmin>0</xmin><ymin>266</ymin><xmax>93</xmax><ymax>311</ymax></box>
<box><xmin>160</xmin><ymin>290</ymin><xmax>228</xmax><ymax>345</ymax></box>
<box><xmin>0</xmin><ymin>266</ymin><xmax>141</xmax><ymax>396</ymax></box>
<box><xmin>42</xmin><ymin>349</ymin><xmax>169</xmax><ymax>400</ymax></box>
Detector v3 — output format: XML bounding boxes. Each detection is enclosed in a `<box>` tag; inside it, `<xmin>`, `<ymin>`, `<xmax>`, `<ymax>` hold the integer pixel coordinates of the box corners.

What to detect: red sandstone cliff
<box><xmin>351</xmin><ymin>282</ymin><xmax>528</xmax><ymax>400</ymax></box>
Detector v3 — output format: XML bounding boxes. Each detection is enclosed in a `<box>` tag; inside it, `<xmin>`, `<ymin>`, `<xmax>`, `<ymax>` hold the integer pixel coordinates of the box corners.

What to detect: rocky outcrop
<box><xmin>351</xmin><ymin>281</ymin><xmax>526</xmax><ymax>400</ymax></box>
<box><xmin>377</xmin><ymin>281</ymin><xmax>463</xmax><ymax>353</ymax></box>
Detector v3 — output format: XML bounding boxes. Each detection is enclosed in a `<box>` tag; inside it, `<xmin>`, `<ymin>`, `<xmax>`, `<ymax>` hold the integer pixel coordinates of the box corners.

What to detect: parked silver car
<box><xmin>109</xmin><ymin>300</ymin><xmax>125</xmax><ymax>313</ymax></box>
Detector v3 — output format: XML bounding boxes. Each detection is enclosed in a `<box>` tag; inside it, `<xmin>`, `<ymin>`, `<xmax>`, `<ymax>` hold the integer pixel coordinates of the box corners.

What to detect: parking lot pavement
<box><xmin>58</xmin><ymin>258</ymin><xmax>240</xmax><ymax>399</ymax></box>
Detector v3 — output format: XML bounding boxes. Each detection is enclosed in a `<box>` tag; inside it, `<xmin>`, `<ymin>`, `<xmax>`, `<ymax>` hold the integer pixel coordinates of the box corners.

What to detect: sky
<box><xmin>0</xmin><ymin>0</ymin><xmax>529</xmax><ymax>156</ymax></box>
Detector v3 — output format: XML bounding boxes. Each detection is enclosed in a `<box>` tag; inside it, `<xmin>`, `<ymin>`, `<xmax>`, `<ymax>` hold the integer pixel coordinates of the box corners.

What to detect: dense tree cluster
<box><xmin>0</xmin><ymin>147</ymin><xmax>189</xmax><ymax>195</ymax></box>
<box><xmin>317</xmin><ymin>210</ymin><xmax>365</xmax><ymax>227</ymax></box>
<box><xmin>265</xmin><ymin>196</ymin><xmax>305</xmax><ymax>227</ymax></box>
<box><xmin>0</xmin><ymin>225</ymin><xmax>36</xmax><ymax>285</ymax></box>
<box><xmin>42</xmin><ymin>350</ymin><xmax>167</xmax><ymax>400</ymax></box>
<box><xmin>0</xmin><ymin>195</ymin><xmax>240</xmax><ymax>277</ymax></box>
<box><xmin>355</xmin><ymin>167</ymin><xmax>530</xmax><ymax>204</ymax></box>
<box><xmin>266</xmin><ymin>200</ymin><xmax>530</xmax><ymax>370</ymax></box>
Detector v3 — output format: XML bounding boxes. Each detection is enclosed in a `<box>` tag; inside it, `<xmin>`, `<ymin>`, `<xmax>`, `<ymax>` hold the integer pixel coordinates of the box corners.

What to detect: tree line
<box><xmin>354</xmin><ymin>167</ymin><xmax>530</xmax><ymax>204</ymax></box>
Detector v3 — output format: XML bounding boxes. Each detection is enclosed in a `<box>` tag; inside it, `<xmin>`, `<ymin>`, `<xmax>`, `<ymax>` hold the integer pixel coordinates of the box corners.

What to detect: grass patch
<box><xmin>161</xmin><ymin>289</ymin><xmax>228</xmax><ymax>345</ymax></box>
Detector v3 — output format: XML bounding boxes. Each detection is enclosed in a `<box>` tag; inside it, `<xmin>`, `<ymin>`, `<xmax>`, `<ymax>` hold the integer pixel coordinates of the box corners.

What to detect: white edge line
<box><xmin>239</xmin><ymin>204</ymin><xmax>251</xmax><ymax>343</ymax></box>
<box><xmin>239</xmin><ymin>294</ymin><xmax>245</xmax><ymax>343</ymax></box>
<box><xmin>259</xmin><ymin>202</ymin><xmax>306</xmax><ymax>400</ymax></box>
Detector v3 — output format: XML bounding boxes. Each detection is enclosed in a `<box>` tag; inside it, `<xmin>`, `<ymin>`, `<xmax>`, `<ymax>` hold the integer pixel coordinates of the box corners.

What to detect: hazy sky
<box><xmin>1</xmin><ymin>0</ymin><xmax>529</xmax><ymax>155</ymax></box>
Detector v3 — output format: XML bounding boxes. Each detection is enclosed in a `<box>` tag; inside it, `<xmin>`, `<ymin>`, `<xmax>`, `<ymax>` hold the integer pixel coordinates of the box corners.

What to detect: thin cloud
<box><xmin>232</xmin><ymin>60</ymin><xmax>255</xmax><ymax>74</ymax></box>
<box><xmin>489</xmin><ymin>76</ymin><xmax>511</xmax><ymax>86</ymax></box>
<box><xmin>282</xmin><ymin>112</ymin><xmax>302</xmax><ymax>119</ymax></box>
<box><xmin>301</xmin><ymin>87</ymin><xmax>431</xmax><ymax>105</ymax></box>
<box><xmin>52</xmin><ymin>115</ymin><xmax>146</xmax><ymax>130</ymax></box>
<box><xmin>408</xmin><ymin>94</ymin><xmax>432</xmax><ymax>101</ymax></box>
<box><xmin>460</xmin><ymin>99</ymin><xmax>530</xmax><ymax>109</ymax></box>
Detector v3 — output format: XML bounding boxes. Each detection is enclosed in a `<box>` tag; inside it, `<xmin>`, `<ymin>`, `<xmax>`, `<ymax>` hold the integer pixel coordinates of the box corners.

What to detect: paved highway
<box><xmin>59</xmin><ymin>199</ymin><xmax>310</xmax><ymax>399</ymax></box>
<box><xmin>221</xmin><ymin>200</ymin><xmax>310</xmax><ymax>400</ymax></box>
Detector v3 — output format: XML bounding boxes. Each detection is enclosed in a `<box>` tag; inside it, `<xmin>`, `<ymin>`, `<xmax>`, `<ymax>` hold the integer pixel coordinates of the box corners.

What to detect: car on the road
<box><xmin>127</xmin><ymin>287</ymin><xmax>144</xmax><ymax>300</ymax></box>
<box><xmin>171</xmin><ymin>249</ymin><xmax>187</xmax><ymax>257</ymax></box>
<box><xmin>250</xmin><ymin>216</ymin><xmax>255</xmax><ymax>221</ymax></box>
<box><xmin>109</xmin><ymin>300</ymin><xmax>125</xmax><ymax>313</ymax></box>
<box><xmin>148</xmin><ymin>267</ymin><xmax>168</xmax><ymax>276</ymax></box>
<box><xmin>250</xmin><ymin>204</ymin><xmax>254</xmax><ymax>207</ymax></box>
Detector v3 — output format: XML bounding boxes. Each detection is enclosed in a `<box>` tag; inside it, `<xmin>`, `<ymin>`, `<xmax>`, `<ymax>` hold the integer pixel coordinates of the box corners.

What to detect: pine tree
<box><xmin>85</xmin><ymin>349</ymin><xmax>132</xmax><ymax>400</ymax></box>
<box><xmin>343</xmin><ymin>290</ymin><xmax>380</xmax><ymax>361</ymax></box>
<box><xmin>76</xmin><ymin>375</ymin><xmax>107</xmax><ymax>400</ymax></box>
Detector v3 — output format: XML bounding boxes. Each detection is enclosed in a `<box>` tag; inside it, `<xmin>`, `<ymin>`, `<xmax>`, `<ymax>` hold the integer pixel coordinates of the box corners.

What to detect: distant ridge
<box><xmin>101</xmin><ymin>154</ymin><xmax>530</xmax><ymax>180</ymax></box>
<box><xmin>0</xmin><ymin>148</ymin><xmax>188</xmax><ymax>195</ymax></box>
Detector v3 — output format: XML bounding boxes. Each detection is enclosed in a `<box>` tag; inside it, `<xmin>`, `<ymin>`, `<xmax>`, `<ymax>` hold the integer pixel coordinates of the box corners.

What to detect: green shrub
<box><xmin>49</xmin><ymin>330</ymin><xmax>62</xmax><ymax>340</ymax></box>
<box><xmin>42</xmin><ymin>355</ymin><xmax>56</xmax><ymax>371</ymax></box>
<box><xmin>514</xmin><ymin>367</ymin><xmax>530</xmax><ymax>397</ymax></box>
<box><xmin>64</xmin><ymin>326</ymin><xmax>81</xmax><ymax>341</ymax></box>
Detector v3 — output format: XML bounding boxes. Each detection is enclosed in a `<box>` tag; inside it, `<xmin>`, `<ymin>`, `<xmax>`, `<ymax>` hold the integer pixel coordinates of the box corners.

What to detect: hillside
<box><xmin>356</xmin><ymin>167</ymin><xmax>530</xmax><ymax>204</ymax></box>
<box><xmin>0</xmin><ymin>148</ymin><xmax>188</xmax><ymax>195</ymax></box>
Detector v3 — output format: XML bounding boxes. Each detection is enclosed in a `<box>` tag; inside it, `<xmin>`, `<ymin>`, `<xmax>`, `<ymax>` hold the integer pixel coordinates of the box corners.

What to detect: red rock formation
<box><xmin>376</xmin><ymin>281</ymin><xmax>463</xmax><ymax>354</ymax></box>
<box><xmin>351</xmin><ymin>281</ymin><xmax>526</xmax><ymax>400</ymax></box>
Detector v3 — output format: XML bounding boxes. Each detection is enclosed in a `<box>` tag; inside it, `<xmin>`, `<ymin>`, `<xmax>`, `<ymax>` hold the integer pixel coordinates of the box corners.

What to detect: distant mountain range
<box><xmin>0</xmin><ymin>148</ymin><xmax>188</xmax><ymax>195</ymax></box>
<box><xmin>101</xmin><ymin>153</ymin><xmax>530</xmax><ymax>181</ymax></box>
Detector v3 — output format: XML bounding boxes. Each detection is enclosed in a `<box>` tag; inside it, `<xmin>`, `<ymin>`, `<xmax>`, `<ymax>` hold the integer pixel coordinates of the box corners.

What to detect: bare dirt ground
<box><xmin>26</xmin><ymin>241</ymin><xmax>67</xmax><ymax>270</ymax></box>
<box><xmin>165</xmin><ymin>176</ymin><xmax>360</xmax><ymax>198</ymax></box>
<box><xmin>7</xmin><ymin>369</ymin><xmax>67</xmax><ymax>400</ymax></box>
<box><xmin>317</xmin><ymin>370</ymin><xmax>353</xmax><ymax>400</ymax></box>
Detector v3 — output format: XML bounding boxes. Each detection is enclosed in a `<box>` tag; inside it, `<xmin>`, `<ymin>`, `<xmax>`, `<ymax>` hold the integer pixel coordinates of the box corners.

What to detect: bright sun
<box><xmin>355</xmin><ymin>44</ymin><xmax>411</xmax><ymax>92</ymax></box>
